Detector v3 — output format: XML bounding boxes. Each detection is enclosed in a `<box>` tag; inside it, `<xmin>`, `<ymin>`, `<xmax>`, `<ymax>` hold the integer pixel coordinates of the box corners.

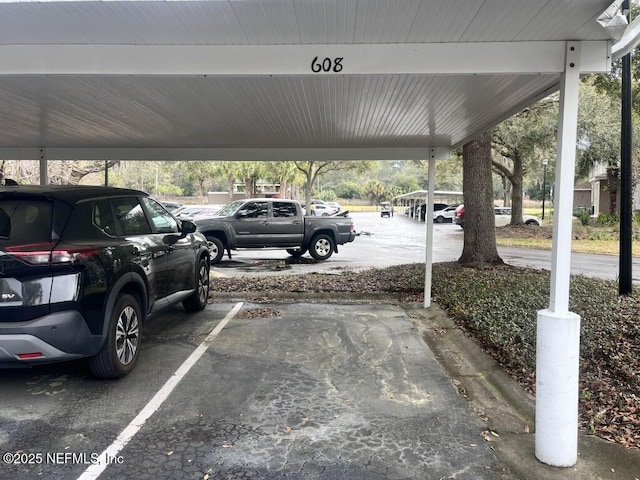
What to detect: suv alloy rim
<box><xmin>197</xmin><ymin>260</ymin><xmax>209</xmax><ymax>304</ymax></box>
<box><xmin>115</xmin><ymin>305</ymin><xmax>139</xmax><ymax>365</ymax></box>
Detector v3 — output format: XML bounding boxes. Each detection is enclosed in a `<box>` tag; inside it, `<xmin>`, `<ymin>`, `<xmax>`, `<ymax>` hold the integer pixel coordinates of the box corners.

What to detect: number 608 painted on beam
<box><xmin>311</xmin><ymin>56</ymin><xmax>343</xmax><ymax>73</ymax></box>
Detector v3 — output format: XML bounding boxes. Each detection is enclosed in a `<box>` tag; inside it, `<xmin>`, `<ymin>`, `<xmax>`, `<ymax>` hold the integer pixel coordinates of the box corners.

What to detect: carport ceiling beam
<box><xmin>0</xmin><ymin>42</ymin><xmax>611</xmax><ymax>76</ymax></box>
<box><xmin>0</xmin><ymin>147</ymin><xmax>451</xmax><ymax>162</ymax></box>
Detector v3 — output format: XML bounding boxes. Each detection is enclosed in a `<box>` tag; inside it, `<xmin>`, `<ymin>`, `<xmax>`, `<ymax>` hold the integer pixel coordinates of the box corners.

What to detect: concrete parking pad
<box><xmin>96</xmin><ymin>302</ymin><xmax>506</xmax><ymax>479</ymax></box>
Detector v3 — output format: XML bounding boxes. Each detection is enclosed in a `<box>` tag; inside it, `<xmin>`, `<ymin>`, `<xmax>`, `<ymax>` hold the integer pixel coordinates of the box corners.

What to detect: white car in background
<box><xmin>493</xmin><ymin>206</ymin><xmax>542</xmax><ymax>226</ymax></box>
<box><xmin>310</xmin><ymin>199</ymin><xmax>340</xmax><ymax>216</ymax></box>
<box><xmin>454</xmin><ymin>205</ymin><xmax>542</xmax><ymax>228</ymax></box>
<box><xmin>433</xmin><ymin>205</ymin><xmax>457</xmax><ymax>223</ymax></box>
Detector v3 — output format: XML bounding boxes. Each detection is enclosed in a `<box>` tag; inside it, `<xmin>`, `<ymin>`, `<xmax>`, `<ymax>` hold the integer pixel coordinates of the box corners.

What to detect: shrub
<box><xmin>597</xmin><ymin>212</ymin><xmax>618</xmax><ymax>225</ymax></box>
<box><xmin>579</xmin><ymin>211</ymin><xmax>591</xmax><ymax>225</ymax></box>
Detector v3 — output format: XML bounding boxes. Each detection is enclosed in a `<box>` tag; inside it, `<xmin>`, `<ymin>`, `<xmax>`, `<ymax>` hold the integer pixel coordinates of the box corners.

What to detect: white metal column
<box><xmin>535</xmin><ymin>42</ymin><xmax>582</xmax><ymax>467</ymax></box>
<box><xmin>424</xmin><ymin>150</ymin><xmax>436</xmax><ymax>308</ymax></box>
<box><xmin>39</xmin><ymin>148</ymin><xmax>47</xmax><ymax>185</ymax></box>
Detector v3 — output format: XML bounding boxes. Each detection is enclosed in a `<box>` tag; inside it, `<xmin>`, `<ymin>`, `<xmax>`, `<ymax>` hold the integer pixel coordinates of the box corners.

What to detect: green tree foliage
<box><xmin>434</xmin><ymin>156</ymin><xmax>463</xmax><ymax>192</ymax></box>
<box><xmin>294</xmin><ymin>160</ymin><xmax>373</xmax><ymax>208</ymax></box>
<box><xmin>491</xmin><ymin>96</ymin><xmax>558</xmax><ymax>224</ymax></box>
<box><xmin>181</xmin><ymin>161</ymin><xmax>219</xmax><ymax>198</ymax></box>
<box><xmin>584</xmin><ymin>62</ymin><xmax>640</xmax><ymax>215</ymax></box>
<box><xmin>261</xmin><ymin>161</ymin><xmax>303</xmax><ymax>199</ymax></box>
<box><xmin>393</xmin><ymin>174</ymin><xmax>422</xmax><ymax>193</ymax></box>
<box><xmin>335</xmin><ymin>180</ymin><xmax>363</xmax><ymax>199</ymax></box>
<box><xmin>576</xmin><ymin>79</ymin><xmax>623</xmax><ymax>213</ymax></box>
<box><xmin>234</xmin><ymin>161</ymin><xmax>267</xmax><ymax>197</ymax></box>
<box><xmin>211</xmin><ymin>161</ymin><xmax>241</xmax><ymax>201</ymax></box>
<box><xmin>363</xmin><ymin>179</ymin><xmax>386</xmax><ymax>205</ymax></box>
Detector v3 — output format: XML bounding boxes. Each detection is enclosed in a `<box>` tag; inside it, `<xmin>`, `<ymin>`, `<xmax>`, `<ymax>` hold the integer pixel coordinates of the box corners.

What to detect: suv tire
<box><xmin>89</xmin><ymin>293</ymin><xmax>142</xmax><ymax>379</ymax></box>
<box><xmin>183</xmin><ymin>255</ymin><xmax>210</xmax><ymax>312</ymax></box>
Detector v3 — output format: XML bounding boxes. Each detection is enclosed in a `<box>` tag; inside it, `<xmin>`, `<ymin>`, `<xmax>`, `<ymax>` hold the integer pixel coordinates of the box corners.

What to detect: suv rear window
<box><xmin>0</xmin><ymin>200</ymin><xmax>52</xmax><ymax>245</ymax></box>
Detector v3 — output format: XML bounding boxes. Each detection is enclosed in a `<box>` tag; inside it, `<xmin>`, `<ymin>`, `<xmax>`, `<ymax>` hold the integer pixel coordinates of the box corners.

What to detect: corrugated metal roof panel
<box><xmin>0</xmin><ymin>0</ymin><xmax>613</xmax><ymax>45</ymax></box>
<box><xmin>0</xmin><ymin>73</ymin><xmax>560</xmax><ymax>149</ymax></box>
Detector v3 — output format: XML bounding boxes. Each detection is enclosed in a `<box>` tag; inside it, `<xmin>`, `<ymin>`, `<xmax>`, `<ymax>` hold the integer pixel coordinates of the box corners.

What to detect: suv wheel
<box><xmin>183</xmin><ymin>255</ymin><xmax>210</xmax><ymax>312</ymax></box>
<box><xmin>89</xmin><ymin>293</ymin><xmax>141</xmax><ymax>379</ymax></box>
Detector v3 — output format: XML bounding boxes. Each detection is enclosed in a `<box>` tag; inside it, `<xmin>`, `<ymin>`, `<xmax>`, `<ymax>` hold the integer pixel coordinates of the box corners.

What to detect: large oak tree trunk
<box><xmin>510</xmin><ymin>151</ymin><xmax>524</xmax><ymax>224</ymax></box>
<box><xmin>459</xmin><ymin>133</ymin><xmax>503</xmax><ymax>265</ymax></box>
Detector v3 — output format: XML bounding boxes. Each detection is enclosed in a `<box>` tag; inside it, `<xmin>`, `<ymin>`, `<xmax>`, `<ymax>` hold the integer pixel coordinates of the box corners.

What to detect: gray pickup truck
<box><xmin>193</xmin><ymin>198</ymin><xmax>356</xmax><ymax>264</ymax></box>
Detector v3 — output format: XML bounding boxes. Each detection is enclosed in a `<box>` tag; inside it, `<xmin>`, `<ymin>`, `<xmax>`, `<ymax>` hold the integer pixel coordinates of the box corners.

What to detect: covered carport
<box><xmin>394</xmin><ymin>190</ymin><xmax>463</xmax><ymax>221</ymax></box>
<box><xmin>0</xmin><ymin>0</ymin><xmax>635</xmax><ymax>469</ymax></box>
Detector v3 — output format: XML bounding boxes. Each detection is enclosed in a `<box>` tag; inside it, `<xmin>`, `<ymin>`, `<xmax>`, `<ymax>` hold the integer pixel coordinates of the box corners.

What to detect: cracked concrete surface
<box><xmin>97</xmin><ymin>303</ymin><xmax>507</xmax><ymax>479</ymax></box>
<box><xmin>0</xmin><ymin>302</ymin><xmax>510</xmax><ymax>480</ymax></box>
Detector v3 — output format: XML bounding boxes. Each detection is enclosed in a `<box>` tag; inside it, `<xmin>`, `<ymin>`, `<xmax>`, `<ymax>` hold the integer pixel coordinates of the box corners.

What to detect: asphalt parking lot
<box><xmin>207</xmin><ymin>211</ymin><xmax>640</xmax><ymax>281</ymax></box>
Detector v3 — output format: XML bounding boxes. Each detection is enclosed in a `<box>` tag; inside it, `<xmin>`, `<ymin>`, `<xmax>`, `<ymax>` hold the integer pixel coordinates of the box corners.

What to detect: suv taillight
<box><xmin>5</xmin><ymin>242</ymin><xmax>97</xmax><ymax>265</ymax></box>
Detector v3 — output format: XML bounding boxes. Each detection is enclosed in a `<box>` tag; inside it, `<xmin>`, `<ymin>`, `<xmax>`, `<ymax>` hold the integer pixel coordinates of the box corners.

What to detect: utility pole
<box><xmin>542</xmin><ymin>159</ymin><xmax>548</xmax><ymax>220</ymax></box>
<box><xmin>620</xmin><ymin>0</ymin><xmax>633</xmax><ymax>295</ymax></box>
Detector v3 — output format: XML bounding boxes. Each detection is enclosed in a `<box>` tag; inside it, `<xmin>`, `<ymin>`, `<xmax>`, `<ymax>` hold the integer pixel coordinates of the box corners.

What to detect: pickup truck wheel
<box><xmin>309</xmin><ymin>234</ymin><xmax>335</xmax><ymax>260</ymax></box>
<box><xmin>435</xmin><ymin>215</ymin><xmax>444</xmax><ymax>223</ymax></box>
<box><xmin>89</xmin><ymin>293</ymin><xmax>141</xmax><ymax>379</ymax></box>
<box><xmin>286</xmin><ymin>247</ymin><xmax>307</xmax><ymax>258</ymax></box>
<box><xmin>206</xmin><ymin>236</ymin><xmax>224</xmax><ymax>264</ymax></box>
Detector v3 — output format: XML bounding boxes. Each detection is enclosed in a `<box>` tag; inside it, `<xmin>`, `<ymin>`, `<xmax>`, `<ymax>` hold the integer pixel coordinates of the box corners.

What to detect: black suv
<box><xmin>0</xmin><ymin>185</ymin><xmax>210</xmax><ymax>378</ymax></box>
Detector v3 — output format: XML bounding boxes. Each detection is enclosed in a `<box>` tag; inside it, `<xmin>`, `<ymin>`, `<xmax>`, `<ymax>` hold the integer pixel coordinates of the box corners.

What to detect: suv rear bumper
<box><xmin>0</xmin><ymin>310</ymin><xmax>101</xmax><ymax>365</ymax></box>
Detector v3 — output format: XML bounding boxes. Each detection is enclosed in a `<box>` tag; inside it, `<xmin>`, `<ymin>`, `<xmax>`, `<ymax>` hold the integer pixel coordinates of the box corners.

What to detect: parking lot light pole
<box><xmin>542</xmin><ymin>158</ymin><xmax>548</xmax><ymax>220</ymax></box>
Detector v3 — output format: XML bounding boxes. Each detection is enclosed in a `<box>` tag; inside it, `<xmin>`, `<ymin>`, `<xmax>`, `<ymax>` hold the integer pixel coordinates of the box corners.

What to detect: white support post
<box><xmin>535</xmin><ymin>42</ymin><xmax>582</xmax><ymax>468</ymax></box>
<box><xmin>39</xmin><ymin>148</ymin><xmax>47</xmax><ymax>185</ymax></box>
<box><xmin>424</xmin><ymin>150</ymin><xmax>436</xmax><ymax>308</ymax></box>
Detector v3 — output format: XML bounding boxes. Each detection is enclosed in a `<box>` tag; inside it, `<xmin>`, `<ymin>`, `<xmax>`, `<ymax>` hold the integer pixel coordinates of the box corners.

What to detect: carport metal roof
<box><xmin>0</xmin><ymin>0</ymin><xmax>622</xmax><ymax>162</ymax></box>
<box><xmin>394</xmin><ymin>190</ymin><xmax>463</xmax><ymax>202</ymax></box>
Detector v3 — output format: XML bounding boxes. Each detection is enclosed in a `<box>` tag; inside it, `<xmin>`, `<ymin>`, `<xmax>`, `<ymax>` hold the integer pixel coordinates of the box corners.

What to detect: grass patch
<box><xmin>496</xmin><ymin>222</ymin><xmax>640</xmax><ymax>256</ymax></box>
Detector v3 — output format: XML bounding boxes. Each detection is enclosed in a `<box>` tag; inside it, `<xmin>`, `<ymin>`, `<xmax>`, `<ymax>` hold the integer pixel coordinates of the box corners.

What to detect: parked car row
<box><xmin>173</xmin><ymin>204</ymin><xmax>223</xmax><ymax>219</ymax></box>
<box><xmin>402</xmin><ymin>202</ymin><xmax>460</xmax><ymax>223</ymax></box>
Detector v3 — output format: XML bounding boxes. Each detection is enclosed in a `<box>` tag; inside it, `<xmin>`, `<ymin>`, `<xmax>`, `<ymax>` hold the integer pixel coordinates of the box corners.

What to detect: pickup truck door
<box><xmin>270</xmin><ymin>201</ymin><xmax>304</xmax><ymax>246</ymax></box>
<box><xmin>233</xmin><ymin>201</ymin><xmax>270</xmax><ymax>246</ymax></box>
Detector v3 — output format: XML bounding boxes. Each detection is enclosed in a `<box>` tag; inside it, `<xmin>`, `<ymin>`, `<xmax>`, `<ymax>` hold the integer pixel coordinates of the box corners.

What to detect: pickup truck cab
<box><xmin>193</xmin><ymin>198</ymin><xmax>356</xmax><ymax>264</ymax></box>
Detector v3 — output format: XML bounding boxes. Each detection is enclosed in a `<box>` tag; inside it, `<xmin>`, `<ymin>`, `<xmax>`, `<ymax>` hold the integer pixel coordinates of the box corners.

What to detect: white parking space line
<box><xmin>77</xmin><ymin>302</ymin><xmax>244</xmax><ymax>480</ymax></box>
